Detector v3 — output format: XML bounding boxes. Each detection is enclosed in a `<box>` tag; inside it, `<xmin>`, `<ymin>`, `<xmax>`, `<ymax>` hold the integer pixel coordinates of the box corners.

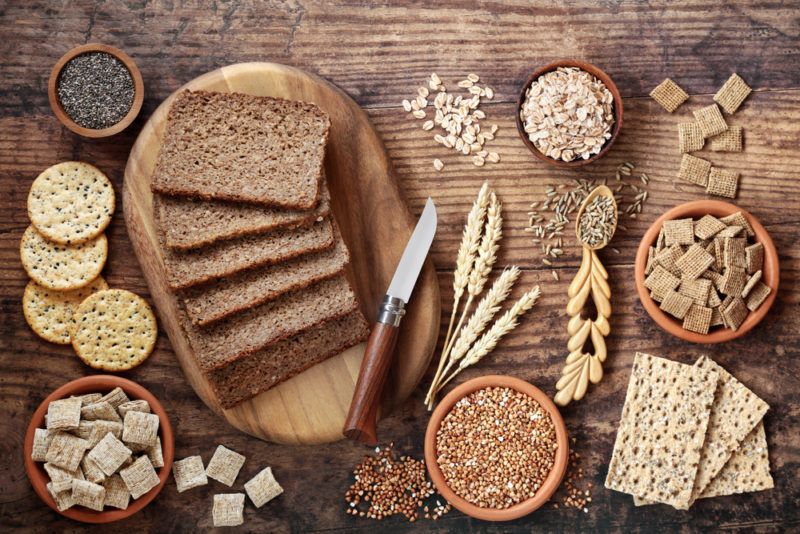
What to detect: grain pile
<box><xmin>150</xmin><ymin>90</ymin><xmax>369</xmax><ymax>408</ymax></box>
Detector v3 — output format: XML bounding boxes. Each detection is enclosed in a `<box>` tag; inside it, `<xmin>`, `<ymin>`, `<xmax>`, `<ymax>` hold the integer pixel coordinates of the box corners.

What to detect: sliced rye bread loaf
<box><xmin>156</xmin><ymin>179</ymin><xmax>331</xmax><ymax>251</ymax></box>
<box><xmin>207</xmin><ymin>310</ymin><xmax>370</xmax><ymax>408</ymax></box>
<box><xmin>186</xmin><ymin>275</ymin><xmax>360</xmax><ymax>371</ymax></box>
<box><xmin>182</xmin><ymin>226</ymin><xmax>350</xmax><ymax>326</ymax></box>
<box><xmin>162</xmin><ymin>218</ymin><xmax>334</xmax><ymax>290</ymax></box>
<box><xmin>150</xmin><ymin>90</ymin><xmax>330</xmax><ymax>209</ymax></box>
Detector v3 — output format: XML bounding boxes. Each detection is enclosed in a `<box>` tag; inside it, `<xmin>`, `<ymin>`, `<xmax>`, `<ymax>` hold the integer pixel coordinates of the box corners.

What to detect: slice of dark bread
<box><xmin>206</xmin><ymin>310</ymin><xmax>370</xmax><ymax>409</ymax></box>
<box><xmin>186</xmin><ymin>275</ymin><xmax>360</xmax><ymax>371</ymax></box>
<box><xmin>182</xmin><ymin>225</ymin><xmax>350</xmax><ymax>326</ymax></box>
<box><xmin>150</xmin><ymin>90</ymin><xmax>330</xmax><ymax>209</ymax></box>
<box><xmin>156</xmin><ymin>179</ymin><xmax>331</xmax><ymax>251</ymax></box>
<box><xmin>162</xmin><ymin>218</ymin><xmax>334</xmax><ymax>290</ymax></box>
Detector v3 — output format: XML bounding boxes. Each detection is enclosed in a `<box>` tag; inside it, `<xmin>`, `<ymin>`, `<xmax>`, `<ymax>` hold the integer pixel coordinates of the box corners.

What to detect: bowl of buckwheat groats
<box><xmin>424</xmin><ymin>375</ymin><xmax>569</xmax><ymax>521</ymax></box>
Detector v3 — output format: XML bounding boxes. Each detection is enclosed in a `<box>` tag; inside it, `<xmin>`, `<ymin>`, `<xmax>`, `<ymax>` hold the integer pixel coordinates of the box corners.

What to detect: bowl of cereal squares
<box><xmin>635</xmin><ymin>200</ymin><xmax>778</xmax><ymax>343</ymax></box>
<box><xmin>516</xmin><ymin>59</ymin><xmax>623</xmax><ymax>167</ymax></box>
<box><xmin>424</xmin><ymin>375</ymin><xmax>569</xmax><ymax>521</ymax></box>
<box><xmin>24</xmin><ymin>375</ymin><xmax>174</xmax><ymax>523</ymax></box>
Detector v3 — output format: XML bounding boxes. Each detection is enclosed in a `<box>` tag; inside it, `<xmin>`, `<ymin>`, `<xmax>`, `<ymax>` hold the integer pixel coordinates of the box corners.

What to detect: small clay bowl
<box><xmin>635</xmin><ymin>200</ymin><xmax>779</xmax><ymax>344</ymax></box>
<box><xmin>48</xmin><ymin>43</ymin><xmax>144</xmax><ymax>138</ymax></box>
<box><xmin>24</xmin><ymin>375</ymin><xmax>174</xmax><ymax>523</ymax></box>
<box><xmin>424</xmin><ymin>375</ymin><xmax>569</xmax><ymax>521</ymax></box>
<box><xmin>516</xmin><ymin>59</ymin><xmax>623</xmax><ymax>168</ymax></box>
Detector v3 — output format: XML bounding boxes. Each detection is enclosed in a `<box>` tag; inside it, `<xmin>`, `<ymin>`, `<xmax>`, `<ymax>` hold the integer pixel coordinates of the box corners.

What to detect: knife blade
<box><xmin>343</xmin><ymin>198</ymin><xmax>437</xmax><ymax>445</ymax></box>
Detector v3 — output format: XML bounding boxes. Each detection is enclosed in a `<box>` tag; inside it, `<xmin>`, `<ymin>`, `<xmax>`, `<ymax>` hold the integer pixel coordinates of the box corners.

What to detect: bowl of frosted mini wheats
<box><xmin>635</xmin><ymin>200</ymin><xmax>778</xmax><ymax>344</ymax></box>
<box><xmin>424</xmin><ymin>375</ymin><xmax>569</xmax><ymax>521</ymax></box>
<box><xmin>24</xmin><ymin>375</ymin><xmax>174</xmax><ymax>523</ymax></box>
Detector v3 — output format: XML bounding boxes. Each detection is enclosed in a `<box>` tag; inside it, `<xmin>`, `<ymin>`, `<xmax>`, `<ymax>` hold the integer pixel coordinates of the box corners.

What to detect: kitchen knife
<box><xmin>343</xmin><ymin>198</ymin><xmax>437</xmax><ymax>445</ymax></box>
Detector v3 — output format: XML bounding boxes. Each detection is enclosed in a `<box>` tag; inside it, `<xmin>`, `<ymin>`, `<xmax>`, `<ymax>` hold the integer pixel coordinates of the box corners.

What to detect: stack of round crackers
<box><xmin>20</xmin><ymin>161</ymin><xmax>157</xmax><ymax>371</ymax></box>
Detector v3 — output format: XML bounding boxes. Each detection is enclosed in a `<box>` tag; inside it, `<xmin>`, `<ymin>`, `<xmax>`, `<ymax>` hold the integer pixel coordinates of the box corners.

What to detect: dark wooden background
<box><xmin>2</xmin><ymin>1</ymin><xmax>798</xmax><ymax>532</ymax></box>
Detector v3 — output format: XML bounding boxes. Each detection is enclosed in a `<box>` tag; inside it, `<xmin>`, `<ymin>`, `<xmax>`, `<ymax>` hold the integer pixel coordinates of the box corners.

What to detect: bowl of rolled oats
<box><xmin>424</xmin><ymin>375</ymin><xmax>568</xmax><ymax>521</ymax></box>
<box><xmin>516</xmin><ymin>60</ymin><xmax>622</xmax><ymax>166</ymax></box>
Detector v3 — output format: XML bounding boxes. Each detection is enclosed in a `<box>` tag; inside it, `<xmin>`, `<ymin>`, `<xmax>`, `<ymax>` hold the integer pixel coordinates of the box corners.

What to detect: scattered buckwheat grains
<box><xmin>435</xmin><ymin>387</ymin><xmax>558</xmax><ymax>509</ymax></box>
<box><xmin>554</xmin><ymin>437</ymin><xmax>593</xmax><ymax>513</ymax></box>
<box><xmin>402</xmin><ymin>73</ymin><xmax>500</xmax><ymax>170</ymax></box>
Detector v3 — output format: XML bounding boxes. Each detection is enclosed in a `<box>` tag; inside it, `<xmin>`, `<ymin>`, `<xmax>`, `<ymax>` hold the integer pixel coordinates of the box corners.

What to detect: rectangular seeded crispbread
<box><xmin>605</xmin><ymin>352</ymin><xmax>718</xmax><ymax>508</ymax></box>
<box><xmin>182</xmin><ymin>225</ymin><xmax>350</xmax><ymax>326</ymax></box>
<box><xmin>151</xmin><ymin>90</ymin><xmax>330</xmax><ymax>210</ymax></box>
<box><xmin>187</xmin><ymin>276</ymin><xmax>360</xmax><ymax>371</ymax></box>
<box><xmin>207</xmin><ymin>310</ymin><xmax>371</xmax><ymax>408</ymax></box>
<box><xmin>699</xmin><ymin>422</ymin><xmax>773</xmax><ymax>499</ymax></box>
<box><xmin>685</xmin><ymin>356</ymin><xmax>769</xmax><ymax>506</ymax></box>
<box><xmin>162</xmin><ymin>218</ymin><xmax>335</xmax><ymax>290</ymax></box>
<box><xmin>156</xmin><ymin>179</ymin><xmax>332</xmax><ymax>251</ymax></box>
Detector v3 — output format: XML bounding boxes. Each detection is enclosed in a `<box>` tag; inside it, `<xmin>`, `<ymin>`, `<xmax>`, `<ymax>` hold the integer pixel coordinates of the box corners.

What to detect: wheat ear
<box><xmin>425</xmin><ymin>182</ymin><xmax>490</xmax><ymax>406</ymax></box>
<box><xmin>437</xmin><ymin>286</ymin><xmax>542</xmax><ymax>392</ymax></box>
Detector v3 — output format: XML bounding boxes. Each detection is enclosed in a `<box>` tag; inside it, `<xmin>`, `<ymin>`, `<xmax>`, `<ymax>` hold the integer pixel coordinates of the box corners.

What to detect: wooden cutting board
<box><xmin>122</xmin><ymin>62</ymin><xmax>440</xmax><ymax>445</ymax></box>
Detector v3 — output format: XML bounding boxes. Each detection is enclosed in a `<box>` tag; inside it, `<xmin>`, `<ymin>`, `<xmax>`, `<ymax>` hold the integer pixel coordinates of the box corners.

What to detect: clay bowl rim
<box><xmin>23</xmin><ymin>375</ymin><xmax>174</xmax><ymax>523</ymax></box>
<box><xmin>634</xmin><ymin>200</ymin><xmax>779</xmax><ymax>344</ymax></box>
<box><xmin>48</xmin><ymin>43</ymin><xmax>144</xmax><ymax>138</ymax></box>
<box><xmin>424</xmin><ymin>375</ymin><xmax>569</xmax><ymax>522</ymax></box>
<box><xmin>515</xmin><ymin>59</ymin><xmax>623</xmax><ymax>168</ymax></box>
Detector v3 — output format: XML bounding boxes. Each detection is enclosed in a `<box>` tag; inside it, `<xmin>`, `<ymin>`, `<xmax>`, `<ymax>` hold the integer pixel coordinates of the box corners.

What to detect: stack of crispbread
<box><xmin>150</xmin><ymin>90</ymin><xmax>370</xmax><ymax>408</ymax></box>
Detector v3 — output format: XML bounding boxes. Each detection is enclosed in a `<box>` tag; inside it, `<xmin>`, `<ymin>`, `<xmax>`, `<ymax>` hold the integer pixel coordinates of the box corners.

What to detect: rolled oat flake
<box><xmin>57</xmin><ymin>52</ymin><xmax>134</xmax><ymax>130</ymax></box>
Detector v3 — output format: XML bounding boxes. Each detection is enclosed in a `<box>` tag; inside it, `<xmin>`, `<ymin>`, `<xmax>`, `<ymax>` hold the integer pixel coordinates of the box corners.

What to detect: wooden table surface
<box><xmin>1</xmin><ymin>1</ymin><xmax>798</xmax><ymax>532</ymax></box>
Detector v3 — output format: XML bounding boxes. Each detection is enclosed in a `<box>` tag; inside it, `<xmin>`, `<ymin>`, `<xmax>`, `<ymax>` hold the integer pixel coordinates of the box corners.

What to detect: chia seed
<box><xmin>57</xmin><ymin>52</ymin><xmax>134</xmax><ymax>130</ymax></box>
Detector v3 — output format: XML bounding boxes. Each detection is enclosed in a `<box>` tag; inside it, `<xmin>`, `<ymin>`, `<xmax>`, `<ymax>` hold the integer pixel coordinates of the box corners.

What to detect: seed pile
<box><xmin>402</xmin><ymin>73</ymin><xmax>500</xmax><ymax>170</ymax></box>
<box><xmin>578</xmin><ymin>195</ymin><xmax>616</xmax><ymax>248</ymax></box>
<box><xmin>554</xmin><ymin>439</ymin><xmax>592</xmax><ymax>512</ymax></box>
<box><xmin>344</xmin><ymin>444</ymin><xmax>449</xmax><ymax>522</ymax></box>
<box><xmin>520</xmin><ymin>67</ymin><xmax>615</xmax><ymax>162</ymax></box>
<box><xmin>435</xmin><ymin>386</ymin><xmax>558</xmax><ymax>509</ymax></box>
<box><xmin>57</xmin><ymin>52</ymin><xmax>134</xmax><ymax>130</ymax></box>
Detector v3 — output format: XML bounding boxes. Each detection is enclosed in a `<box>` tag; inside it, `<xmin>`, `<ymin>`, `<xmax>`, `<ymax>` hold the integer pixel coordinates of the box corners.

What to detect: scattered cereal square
<box><xmin>663</xmin><ymin>219</ymin><xmax>696</xmax><ymax>247</ymax></box>
<box><xmin>675</xmin><ymin>244</ymin><xmax>715</xmax><ymax>280</ymax></box>
<box><xmin>694</xmin><ymin>215</ymin><xmax>727</xmax><ymax>240</ymax></box>
<box><xmin>244</xmin><ymin>467</ymin><xmax>284</xmax><ymax>508</ymax></box>
<box><xmin>714</xmin><ymin>73</ymin><xmax>752</xmax><ymax>114</ymax></box>
<box><xmin>722</xmin><ymin>297</ymin><xmax>749</xmax><ymax>330</ymax></box>
<box><xmin>213</xmin><ymin>493</ymin><xmax>245</xmax><ymax>527</ymax></box>
<box><xmin>678</xmin><ymin>123</ymin><xmax>705</xmax><ymax>153</ymax></box>
<box><xmin>71</xmin><ymin>479</ymin><xmax>106</xmax><ymax>512</ymax></box>
<box><xmin>46</xmin><ymin>397</ymin><xmax>82</xmax><ymax>431</ymax></box>
<box><xmin>650</xmin><ymin>78</ymin><xmax>689</xmax><ymax>112</ymax></box>
<box><xmin>745</xmin><ymin>282</ymin><xmax>771</xmax><ymax>311</ymax></box>
<box><xmin>81</xmin><ymin>401</ymin><xmax>122</xmax><ymax>423</ymax></box>
<box><xmin>44</xmin><ymin>461</ymin><xmax>84</xmax><ymax>493</ymax></box>
<box><xmin>709</xmin><ymin>126</ymin><xmax>743</xmax><ymax>152</ymax></box>
<box><xmin>103</xmin><ymin>474</ymin><xmax>131</xmax><ymax>510</ymax></box>
<box><xmin>147</xmin><ymin>437</ymin><xmax>165</xmax><ymax>469</ymax></box>
<box><xmin>660</xmin><ymin>290</ymin><xmax>695</xmax><ymax>319</ymax></box>
<box><xmin>678</xmin><ymin>154</ymin><xmax>712</xmax><ymax>186</ymax></box>
<box><xmin>694</xmin><ymin>104</ymin><xmax>728</xmax><ymax>138</ymax></box>
<box><xmin>122</xmin><ymin>411</ymin><xmax>160</xmax><ymax>447</ymax></box>
<box><xmin>46</xmin><ymin>482</ymin><xmax>74</xmax><ymax>512</ymax></box>
<box><xmin>707</xmin><ymin>167</ymin><xmax>739</xmax><ymax>198</ymax></box>
<box><xmin>32</xmin><ymin>428</ymin><xmax>52</xmax><ymax>462</ymax></box>
<box><xmin>720</xmin><ymin>212</ymin><xmax>754</xmax><ymax>236</ymax></box>
<box><xmin>87</xmin><ymin>432</ymin><xmax>133</xmax><ymax>476</ymax></box>
<box><xmin>173</xmin><ymin>456</ymin><xmax>208</xmax><ymax>493</ymax></box>
<box><xmin>120</xmin><ymin>455</ymin><xmax>160</xmax><ymax>499</ymax></box>
<box><xmin>745</xmin><ymin>242</ymin><xmax>764</xmax><ymax>274</ymax></box>
<box><xmin>45</xmin><ymin>431</ymin><xmax>89</xmax><ymax>472</ymax></box>
<box><xmin>683</xmin><ymin>304</ymin><xmax>713</xmax><ymax>334</ymax></box>
<box><xmin>206</xmin><ymin>445</ymin><xmax>246</xmax><ymax>487</ymax></box>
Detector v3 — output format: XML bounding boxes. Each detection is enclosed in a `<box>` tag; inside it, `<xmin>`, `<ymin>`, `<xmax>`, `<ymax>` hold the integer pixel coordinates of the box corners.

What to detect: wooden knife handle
<box><xmin>343</xmin><ymin>322</ymin><xmax>400</xmax><ymax>445</ymax></box>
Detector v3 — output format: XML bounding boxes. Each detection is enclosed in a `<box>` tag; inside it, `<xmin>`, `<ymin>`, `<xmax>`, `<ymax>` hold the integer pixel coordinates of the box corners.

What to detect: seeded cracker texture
<box><xmin>700</xmin><ymin>422</ymin><xmax>773</xmax><ymax>499</ymax></box>
<box><xmin>213</xmin><ymin>493</ymin><xmax>246</xmax><ymax>527</ymax></box>
<box><xmin>151</xmin><ymin>90</ymin><xmax>330</xmax><ymax>209</ymax></box>
<box><xmin>172</xmin><ymin>456</ymin><xmax>208</xmax><ymax>492</ymax></box>
<box><xmin>19</xmin><ymin>225</ymin><xmax>107</xmax><ymax>291</ymax></box>
<box><xmin>23</xmin><ymin>277</ymin><xmax>109</xmax><ymax>345</ymax></box>
<box><xmin>206</xmin><ymin>445</ymin><xmax>246</xmax><ymax>487</ymax></box>
<box><xmin>605</xmin><ymin>352</ymin><xmax>718</xmax><ymax>508</ymax></box>
<box><xmin>244</xmin><ymin>467</ymin><xmax>283</xmax><ymax>508</ymax></box>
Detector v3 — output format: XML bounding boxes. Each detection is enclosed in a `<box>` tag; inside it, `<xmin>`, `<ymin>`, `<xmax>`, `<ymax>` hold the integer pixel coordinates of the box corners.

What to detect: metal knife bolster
<box><xmin>377</xmin><ymin>295</ymin><xmax>406</xmax><ymax>327</ymax></box>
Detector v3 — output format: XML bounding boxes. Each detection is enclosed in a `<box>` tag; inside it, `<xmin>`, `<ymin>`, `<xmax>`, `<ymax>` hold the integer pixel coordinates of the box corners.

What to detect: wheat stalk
<box><xmin>425</xmin><ymin>182</ymin><xmax>490</xmax><ymax>406</ymax></box>
<box><xmin>435</xmin><ymin>286</ymin><xmax>542</xmax><ymax>393</ymax></box>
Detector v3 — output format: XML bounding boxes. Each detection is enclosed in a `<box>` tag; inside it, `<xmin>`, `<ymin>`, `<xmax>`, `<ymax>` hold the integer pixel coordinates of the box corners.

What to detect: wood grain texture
<box><xmin>1</xmin><ymin>1</ymin><xmax>799</xmax><ymax>532</ymax></box>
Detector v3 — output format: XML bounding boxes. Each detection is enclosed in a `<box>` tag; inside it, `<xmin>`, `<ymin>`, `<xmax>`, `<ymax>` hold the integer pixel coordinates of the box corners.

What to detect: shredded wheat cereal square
<box><xmin>32</xmin><ymin>428</ymin><xmax>52</xmax><ymax>462</ymax></box>
<box><xmin>678</xmin><ymin>154</ymin><xmax>712</xmax><ymax>186</ymax></box>
<box><xmin>172</xmin><ymin>456</ymin><xmax>208</xmax><ymax>493</ymax></box>
<box><xmin>683</xmin><ymin>304</ymin><xmax>713</xmax><ymax>334</ymax></box>
<box><xmin>675</xmin><ymin>244</ymin><xmax>715</xmax><ymax>280</ymax></box>
<box><xmin>699</xmin><ymin>422</ymin><xmax>773</xmax><ymax>499</ymax></box>
<box><xmin>117</xmin><ymin>400</ymin><xmax>150</xmax><ymax>419</ymax></box>
<box><xmin>720</xmin><ymin>266</ymin><xmax>748</xmax><ymax>296</ymax></box>
<box><xmin>710</xmin><ymin>306</ymin><xmax>725</xmax><ymax>326</ymax></box>
<box><xmin>103</xmin><ymin>474</ymin><xmax>131</xmax><ymax>510</ymax></box>
<box><xmin>722</xmin><ymin>297</ymin><xmax>749</xmax><ymax>330</ymax></box>
<box><xmin>694</xmin><ymin>104</ymin><xmax>728</xmax><ymax>138</ymax></box>
<box><xmin>709</xmin><ymin>126</ymin><xmax>743</xmax><ymax>152</ymax></box>
<box><xmin>46</xmin><ymin>481</ymin><xmax>74</xmax><ymax>512</ymax></box>
<box><xmin>746</xmin><ymin>242</ymin><xmax>764</xmax><ymax>274</ymax></box>
<box><xmin>656</xmin><ymin>228</ymin><xmax>666</xmax><ymax>251</ymax></box>
<box><xmin>650</xmin><ymin>78</ymin><xmax>689</xmax><ymax>112</ymax></box>
<box><xmin>44</xmin><ymin>461</ymin><xmax>84</xmax><ymax>493</ymax></box>
<box><xmin>720</xmin><ymin>212</ymin><xmax>754</xmax><ymax>236</ymax></box>
<box><xmin>81</xmin><ymin>401</ymin><xmax>122</xmax><ymax>423</ymax></box>
<box><xmin>694</xmin><ymin>215</ymin><xmax>727</xmax><ymax>240</ymax></box>
<box><xmin>724</xmin><ymin>237</ymin><xmax>747</xmax><ymax>269</ymax></box>
<box><xmin>122</xmin><ymin>411</ymin><xmax>159</xmax><ymax>447</ymax></box>
<box><xmin>707</xmin><ymin>168</ymin><xmax>739</xmax><ymax>198</ymax></box>
<box><xmin>714</xmin><ymin>73</ymin><xmax>752</xmax><ymax>114</ymax></box>
<box><xmin>244</xmin><ymin>466</ymin><xmax>284</xmax><ymax>508</ymax></box>
<box><xmin>707</xmin><ymin>287</ymin><xmax>723</xmax><ymax>307</ymax></box>
<box><xmin>644</xmin><ymin>265</ymin><xmax>681</xmax><ymax>302</ymax></box>
<box><xmin>742</xmin><ymin>270</ymin><xmax>762</xmax><ymax>299</ymax></box>
<box><xmin>213</xmin><ymin>493</ymin><xmax>245</xmax><ymax>527</ymax></box>
<box><xmin>81</xmin><ymin>455</ymin><xmax>107</xmax><ymax>484</ymax></box>
<box><xmin>147</xmin><ymin>437</ymin><xmax>164</xmax><ymax>468</ymax></box>
<box><xmin>45</xmin><ymin>431</ymin><xmax>89</xmax><ymax>471</ymax></box>
<box><xmin>87</xmin><ymin>420</ymin><xmax>124</xmax><ymax>449</ymax></box>
<box><xmin>655</xmin><ymin>244</ymin><xmax>685</xmax><ymax>276</ymax></box>
<box><xmin>74</xmin><ymin>393</ymin><xmax>103</xmax><ymax>406</ymax></box>
<box><xmin>87</xmin><ymin>432</ymin><xmax>133</xmax><ymax>476</ymax></box>
<box><xmin>645</xmin><ymin>246</ymin><xmax>656</xmax><ymax>275</ymax></box>
<box><xmin>46</xmin><ymin>397</ymin><xmax>82</xmax><ymax>431</ymax></box>
<box><xmin>745</xmin><ymin>282</ymin><xmax>771</xmax><ymax>311</ymax></box>
<box><xmin>659</xmin><ymin>290</ymin><xmax>694</xmax><ymax>319</ymax></box>
<box><xmin>73</xmin><ymin>420</ymin><xmax>95</xmax><ymax>441</ymax></box>
<box><xmin>679</xmin><ymin>278</ymin><xmax>712</xmax><ymax>306</ymax></box>
<box><xmin>206</xmin><ymin>445</ymin><xmax>246</xmax><ymax>487</ymax></box>
<box><xmin>100</xmin><ymin>387</ymin><xmax>130</xmax><ymax>410</ymax></box>
<box><xmin>678</xmin><ymin>123</ymin><xmax>705</xmax><ymax>153</ymax></box>
<box><xmin>663</xmin><ymin>219</ymin><xmax>696</xmax><ymax>247</ymax></box>
<box><xmin>71</xmin><ymin>479</ymin><xmax>106</xmax><ymax>512</ymax></box>
<box><xmin>120</xmin><ymin>455</ymin><xmax>160</xmax><ymax>499</ymax></box>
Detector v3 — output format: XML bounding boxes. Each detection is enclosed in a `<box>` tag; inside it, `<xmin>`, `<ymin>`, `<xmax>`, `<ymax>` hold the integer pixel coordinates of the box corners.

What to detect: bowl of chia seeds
<box><xmin>48</xmin><ymin>43</ymin><xmax>144</xmax><ymax>138</ymax></box>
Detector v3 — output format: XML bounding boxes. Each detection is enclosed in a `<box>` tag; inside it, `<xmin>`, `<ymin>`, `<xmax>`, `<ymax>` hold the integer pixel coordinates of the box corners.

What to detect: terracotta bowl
<box><xmin>516</xmin><ymin>59</ymin><xmax>623</xmax><ymax>168</ymax></box>
<box><xmin>24</xmin><ymin>375</ymin><xmax>174</xmax><ymax>523</ymax></box>
<box><xmin>424</xmin><ymin>375</ymin><xmax>569</xmax><ymax>521</ymax></box>
<box><xmin>48</xmin><ymin>43</ymin><xmax>144</xmax><ymax>138</ymax></box>
<box><xmin>635</xmin><ymin>200</ymin><xmax>779</xmax><ymax>344</ymax></box>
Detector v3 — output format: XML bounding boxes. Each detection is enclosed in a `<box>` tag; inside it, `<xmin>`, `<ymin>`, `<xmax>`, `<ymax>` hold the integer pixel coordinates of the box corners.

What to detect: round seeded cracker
<box><xmin>27</xmin><ymin>162</ymin><xmax>115</xmax><ymax>245</ymax></box>
<box><xmin>23</xmin><ymin>276</ymin><xmax>109</xmax><ymax>344</ymax></box>
<box><xmin>72</xmin><ymin>289</ymin><xmax>157</xmax><ymax>371</ymax></box>
<box><xmin>20</xmin><ymin>225</ymin><xmax>108</xmax><ymax>290</ymax></box>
